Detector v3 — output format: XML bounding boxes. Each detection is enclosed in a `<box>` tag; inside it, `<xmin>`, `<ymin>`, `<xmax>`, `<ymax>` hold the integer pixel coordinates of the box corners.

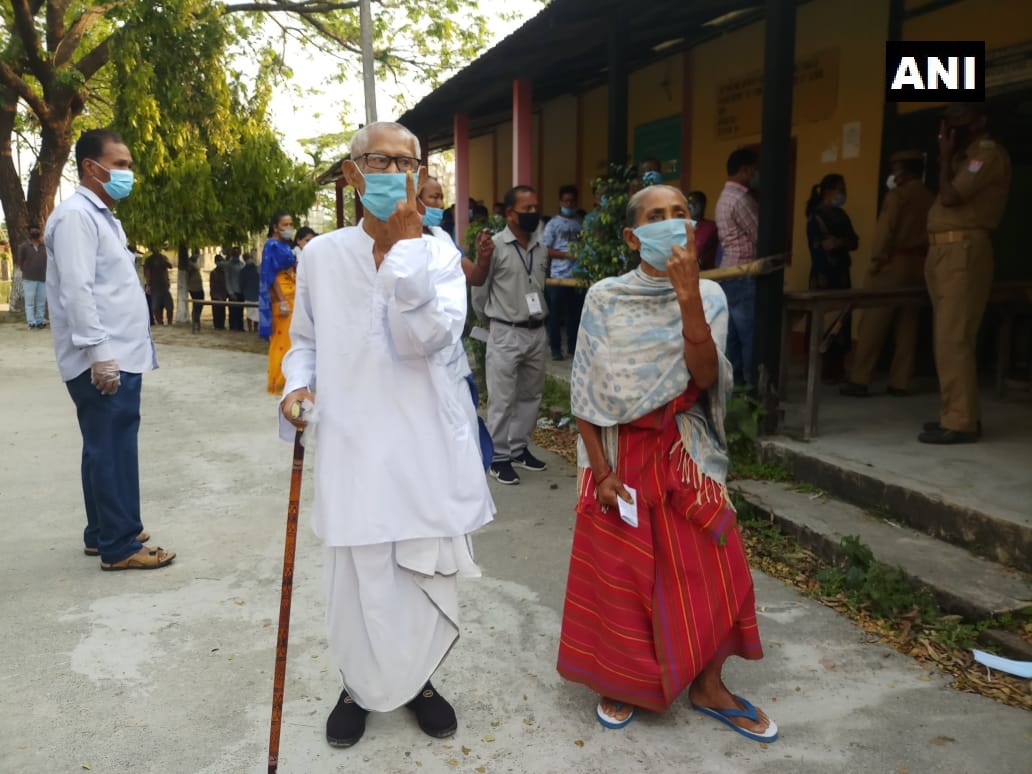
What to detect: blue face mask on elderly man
<box><xmin>359</xmin><ymin>170</ymin><xmax>420</xmax><ymax>222</ymax></box>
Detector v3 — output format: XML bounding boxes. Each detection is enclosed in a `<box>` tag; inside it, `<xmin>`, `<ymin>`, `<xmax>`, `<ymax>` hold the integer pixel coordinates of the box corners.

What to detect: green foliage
<box><xmin>816</xmin><ymin>535</ymin><xmax>935</xmax><ymax>620</ymax></box>
<box><xmin>569</xmin><ymin>164</ymin><xmax>638</xmax><ymax>282</ymax></box>
<box><xmin>1</xmin><ymin>0</ymin><xmax>525</xmax><ymax>250</ymax></box>
<box><xmin>109</xmin><ymin>2</ymin><xmax>316</xmax><ymax>248</ymax></box>
<box><xmin>463</xmin><ymin>214</ymin><xmax>507</xmax><ymax>257</ymax></box>
<box><xmin>540</xmin><ymin>375</ymin><xmax>572</xmax><ymax>419</ymax></box>
<box><xmin>725</xmin><ymin>386</ymin><xmax>763</xmax><ymax>463</ymax></box>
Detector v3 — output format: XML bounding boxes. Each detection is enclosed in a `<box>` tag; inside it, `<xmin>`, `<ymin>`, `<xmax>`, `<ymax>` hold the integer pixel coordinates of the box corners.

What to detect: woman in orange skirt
<box><xmin>557</xmin><ymin>185</ymin><xmax>777</xmax><ymax>743</ymax></box>
<box><xmin>260</xmin><ymin>211</ymin><xmax>297</xmax><ymax>395</ymax></box>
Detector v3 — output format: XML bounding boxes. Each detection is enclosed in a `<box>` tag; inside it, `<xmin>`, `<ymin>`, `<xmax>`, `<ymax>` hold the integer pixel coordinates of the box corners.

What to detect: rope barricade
<box><xmin>543</xmin><ymin>252</ymin><xmax>791</xmax><ymax>288</ymax></box>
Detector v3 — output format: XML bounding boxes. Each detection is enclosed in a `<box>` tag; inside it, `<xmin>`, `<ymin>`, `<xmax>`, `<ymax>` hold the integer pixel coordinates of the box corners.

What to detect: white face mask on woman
<box><xmin>885</xmin><ymin>174</ymin><xmax>898</xmax><ymax>191</ymax></box>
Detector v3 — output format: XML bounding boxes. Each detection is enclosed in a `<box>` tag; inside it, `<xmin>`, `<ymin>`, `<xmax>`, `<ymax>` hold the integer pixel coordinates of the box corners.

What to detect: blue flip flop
<box><xmin>596</xmin><ymin>699</ymin><xmax>635</xmax><ymax>729</ymax></box>
<box><xmin>691</xmin><ymin>694</ymin><xmax>779</xmax><ymax>743</ymax></box>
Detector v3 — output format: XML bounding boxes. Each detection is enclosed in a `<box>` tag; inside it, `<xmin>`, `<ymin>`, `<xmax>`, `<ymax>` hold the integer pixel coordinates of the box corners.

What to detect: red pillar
<box><xmin>512</xmin><ymin>79</ymin><xmax>533</xmax><ymax>186</ymax></box>
<box><xmin>454</xmin><ymin>113</ymin><xmax>470</xmax><ymax>252</ymax></box>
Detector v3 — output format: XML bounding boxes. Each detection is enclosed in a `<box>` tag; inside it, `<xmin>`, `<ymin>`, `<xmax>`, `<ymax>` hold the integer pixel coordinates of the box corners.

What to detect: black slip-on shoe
<box><xmin>839</xmin><ymin>382</ymin><xmax>870</xmax><ymax>397</ymax></box>
<box><xmin>406</xmin><ymin>682</ymin><xmax>457</xmax><ymax>739</ymax></box>
<box><xmin>922</xmin><ymin>420</ymin><xmax>982</xmax><ymax>437</ymax></box>
<box><xmin>918</xmin><ymin>426</ymin><xmax>979</xmax><ymax>445</ymax></box>
<box><xmin>326</xmin><ymin>689</ymin><xmax>368</xmax><ymax>748</ymax></box>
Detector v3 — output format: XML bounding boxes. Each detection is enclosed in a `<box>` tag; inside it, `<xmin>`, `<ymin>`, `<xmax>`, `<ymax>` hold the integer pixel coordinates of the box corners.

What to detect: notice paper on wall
<box><xmin>842</xmin><ymin>121</ymin><xmax>861</xmax><ymax>159</ymax></box>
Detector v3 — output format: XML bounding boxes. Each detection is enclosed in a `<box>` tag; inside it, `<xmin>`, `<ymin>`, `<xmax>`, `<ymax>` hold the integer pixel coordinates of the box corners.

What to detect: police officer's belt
<box><xmin>928</xmin><ymin>229</ymin><xmax>990</xmax><ymax>245</ymax></box>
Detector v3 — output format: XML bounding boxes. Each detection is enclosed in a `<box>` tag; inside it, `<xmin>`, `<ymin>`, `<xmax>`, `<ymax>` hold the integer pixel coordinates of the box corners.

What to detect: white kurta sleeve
<box><xmin>380</xmin><ymin>238</ymin><xmax>465</xmax><ymax>359</ymax></box>
<box><xmin>278</xmin><ymin>256</ymin><xmax>316</xmax><ymax>441</ymax></box>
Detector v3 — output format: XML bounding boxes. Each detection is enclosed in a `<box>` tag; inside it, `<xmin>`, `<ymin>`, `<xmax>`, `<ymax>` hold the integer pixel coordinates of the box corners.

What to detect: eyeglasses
<box><xmin>358</xmin><ymin>153</ymin><xmax>421</xmax><ymax>173</ymax></box>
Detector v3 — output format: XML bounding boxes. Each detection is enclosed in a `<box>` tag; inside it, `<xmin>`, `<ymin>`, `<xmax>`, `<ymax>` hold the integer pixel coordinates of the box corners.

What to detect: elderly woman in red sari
<box><xmin>557</xmin><ymin>185</ymin><xmax>777</xmax><ymax>743</ymax></box>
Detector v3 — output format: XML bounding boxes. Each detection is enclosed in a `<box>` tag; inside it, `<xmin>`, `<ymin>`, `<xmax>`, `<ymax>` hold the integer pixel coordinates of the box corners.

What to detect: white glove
<box><xmin>278</xmin><ymin>300</ymin><xmax>291</xmax><ymax>317</ymax></box>
<box><xmin>91</xmin><ymin>360</ymin><xmax>121</xmax><ymax>395</ymax></box>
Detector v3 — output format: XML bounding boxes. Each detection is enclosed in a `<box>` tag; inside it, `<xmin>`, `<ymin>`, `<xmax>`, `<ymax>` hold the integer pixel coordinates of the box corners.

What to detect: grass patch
<box><xmin>735</xmin><ymin>495</ymin><xmax>1032</xmax><ymax>711</ymax></box>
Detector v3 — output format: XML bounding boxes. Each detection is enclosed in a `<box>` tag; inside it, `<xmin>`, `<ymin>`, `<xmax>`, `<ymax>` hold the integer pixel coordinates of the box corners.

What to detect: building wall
<box><xmin>459</xmin><ymin>0</ymin><xmax>1029</xmax><ymax>286</ymax></box>
<box><xmin>539</xmin><ymin>96</ymin><xmax>580</xmax><ymax>210</ymax></box>
<box><xmin>468</xmin><ymin>134</ymin><xmax>494</xmax><ymax>210</ymax></box>
<box><xmin>578</xmin><ymin>86</ymin><xmax>609</xmax><ymax>202</ymax></box>
<box><xmin>687</xmin><ymin>0</ymin><xmax>890</xmax><ymax>291</ymax></box>
<box><xmin>898</xmin><ymin>0</ymin><xmax>1032</xmax><ymax>114</ymax></box>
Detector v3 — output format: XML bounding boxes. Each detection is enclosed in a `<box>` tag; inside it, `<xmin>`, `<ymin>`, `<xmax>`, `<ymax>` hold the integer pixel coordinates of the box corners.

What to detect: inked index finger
<box><xmin>405</xmin><ymin>170</ymin><xmax>416</xmax><ymax>203</ymax></box>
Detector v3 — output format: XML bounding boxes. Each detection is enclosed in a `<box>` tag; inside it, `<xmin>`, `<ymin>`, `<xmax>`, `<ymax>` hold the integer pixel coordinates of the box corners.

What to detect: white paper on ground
<box><xmin>972</xmin><ymin>649</ymin><xmax>1032</xmax><ymax>678</ymax></box>
<box><xmin>618</xmin><ymin>485</ymin><xmax>638</xmax><ymax>528</ymax></box>
<box><xmin>469</xmin><ymin>326</ymin><xmax>489</xmax><ymax>343</ymax></box>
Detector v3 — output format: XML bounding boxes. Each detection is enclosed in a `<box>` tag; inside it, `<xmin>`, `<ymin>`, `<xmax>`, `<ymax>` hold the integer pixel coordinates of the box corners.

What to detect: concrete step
<box><xmin>760</xmin><ymin>438</ymin><xmax>1032</xmax><ymax>574</ymax></box>
<box><xmin>732</xmin><ymin>478</ymin><xmax>1032</xmax><ymax>622</ymax></box>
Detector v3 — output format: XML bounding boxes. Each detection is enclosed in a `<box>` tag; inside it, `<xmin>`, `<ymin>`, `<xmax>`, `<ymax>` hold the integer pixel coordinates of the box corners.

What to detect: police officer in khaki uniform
<box><xmin>919</xmin><ymin>103</ymin><xmax>1011</xmax><ymax>444</ymax></box>
<box><xmin>842</xmin><ymin>151</ymin><xmax>934</xmax><ymax>397</ymax></box>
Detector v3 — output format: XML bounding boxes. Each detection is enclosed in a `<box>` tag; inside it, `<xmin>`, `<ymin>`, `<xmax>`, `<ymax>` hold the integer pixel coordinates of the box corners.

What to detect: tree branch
<box><xmin>0</xmin><ymin>61</ymin><xmax>51</xmax><ymax>122</ymax></box>
<box><xmin>46</xmin><ymin>0</ymin><xmax>71</xmax><ymax>51</ymax></box>
<box><xmin>11</xmin><ymin>0</ymin><xmax>52</xmax><ymax>88</ymax></box>
<box><xmin>223</xmin><ymin>0</ymin><xmax>367</xmax><ymax>13</ymax></box>
<box><xmin>54</xmin><ymin>3</ymin><xmax>118</xmax><ymax>69</ymax></box>
<box><xmin>294</xmin><ymin>11</ymin><xmax>361</xmax><ymax>55</ymax></box>
<box><xmin>73</xmin><ymin>32</ymin><xmax>115</xmax><ymax>82</ymax></box>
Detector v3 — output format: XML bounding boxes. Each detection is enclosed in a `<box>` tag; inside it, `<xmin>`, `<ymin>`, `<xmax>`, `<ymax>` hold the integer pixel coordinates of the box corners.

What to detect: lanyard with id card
<box><xmin>514</xmin><ymin>242</ymin><xmax>543</xmax><ymax>318</ymax></box>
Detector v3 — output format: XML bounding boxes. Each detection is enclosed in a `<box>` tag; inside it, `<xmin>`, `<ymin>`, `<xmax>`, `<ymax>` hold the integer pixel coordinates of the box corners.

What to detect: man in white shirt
<box><xmin>45</xmin><ymin>128</ymin><xmax>174</xmax><ymax>571</ymax></box>
<box><xmin>280</xmin><ymin>121</ymin><xmax>495</xmax><ymax>749</ymax></box>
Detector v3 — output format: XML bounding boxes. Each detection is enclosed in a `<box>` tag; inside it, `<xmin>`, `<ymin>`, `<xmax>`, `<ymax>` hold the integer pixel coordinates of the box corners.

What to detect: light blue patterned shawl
<box><xmin>571</xmin><ymin>268</ymin><xmax>733</xmax><ymax>487</ymax></box>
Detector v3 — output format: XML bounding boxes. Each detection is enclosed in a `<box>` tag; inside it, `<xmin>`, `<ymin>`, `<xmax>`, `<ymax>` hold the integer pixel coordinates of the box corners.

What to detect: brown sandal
<box><xmin>84</xmin><ymin>531</ymin><xmax>150</xmax><ymax>557</ymax></box>
<box><xmin>100</xmin><ymin>546</ymin><xmax>175</xmax><ymax>571</ymax></box>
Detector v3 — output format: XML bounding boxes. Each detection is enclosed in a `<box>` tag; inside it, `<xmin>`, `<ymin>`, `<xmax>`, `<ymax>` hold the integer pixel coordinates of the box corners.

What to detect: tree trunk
<box><xmin>27</xmin><ymin>118</ymin><xmax>74</xmax><ymax>227</ymax></box>
<box><xmin>176</xmin><ymin>241</ymin><xmax>189</xmax><ymax>323</ymax></box>
<box><xmin>0</xmin><ymin>85</ymin><xmax>29</xmax><ymax>251</ymax></box>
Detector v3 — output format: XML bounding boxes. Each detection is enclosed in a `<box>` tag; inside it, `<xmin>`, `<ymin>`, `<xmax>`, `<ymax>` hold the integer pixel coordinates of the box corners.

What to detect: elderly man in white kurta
<box><xmin>279</xmin><ymin>122</ymin><xmax>495</xmax><ymax>749</ymax></box>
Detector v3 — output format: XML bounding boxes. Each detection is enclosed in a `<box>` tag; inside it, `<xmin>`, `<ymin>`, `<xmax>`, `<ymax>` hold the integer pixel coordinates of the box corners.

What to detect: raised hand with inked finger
<box><xmin>667</xmin><ymin>219</ymin><xmax>700</xmax><ymax>304</ymax></box>
<box><xmin>384</xmin><ymin>168</ymin><xmax>426</xmax><ymax>252</ymax></box>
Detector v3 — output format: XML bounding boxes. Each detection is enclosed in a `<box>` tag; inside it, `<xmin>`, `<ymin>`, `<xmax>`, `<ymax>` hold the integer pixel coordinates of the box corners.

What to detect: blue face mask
<box><xmin>422</xmin><ymin>205</ymin><xmax>444</xmax><ymax>228</ymax></box>
<box><xmin>633</xmin><ymin>218</ymin><xmax>689</xmax><ymax>271</ymax></box>
<box><xmin>95</xmin><ymin>163</ymin><xmax>134</xmax><ymax>200</ymax></box>
<box><xmin>560</xmin><ymin>206</ymin><xmax>577</xmax><ymax>217</ymax></box>
<box><xmin>642</xmin><ymin>170</ymin><xmax>663</xmax><ymax>186</ymax></box>
<box><xmin>359</xmin><ymin>171</ymin><xmax>418</xmax><ymax>222</ymax></box>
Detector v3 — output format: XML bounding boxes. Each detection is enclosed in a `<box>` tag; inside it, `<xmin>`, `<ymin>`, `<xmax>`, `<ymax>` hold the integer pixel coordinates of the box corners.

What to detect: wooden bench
<box><xmin>781</xmin><ymin>281</ymin><xmax>1032</xmax><ymax>439</ymax></box>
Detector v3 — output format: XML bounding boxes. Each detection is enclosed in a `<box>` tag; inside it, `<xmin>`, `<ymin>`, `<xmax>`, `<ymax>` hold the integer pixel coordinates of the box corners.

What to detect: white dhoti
<box><xmin>324</xmin><ymin>536</ymin><xmax>481</xmax><ymax>712</ymax></box>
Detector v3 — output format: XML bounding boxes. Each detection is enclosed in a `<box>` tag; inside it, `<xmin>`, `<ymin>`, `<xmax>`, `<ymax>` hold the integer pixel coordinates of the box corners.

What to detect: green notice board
<box><xmin>633</xmin><ymin>114</ymin><xmax>682</xmax><ymax>181</ymax></box>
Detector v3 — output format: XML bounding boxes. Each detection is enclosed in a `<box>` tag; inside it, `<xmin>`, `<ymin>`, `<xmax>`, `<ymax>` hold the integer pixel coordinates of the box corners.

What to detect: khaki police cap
<box><xmin>942</xmin><ymin>102</ymin><xmax>987</xmax><ymax>120</ymax></box>
<box><xmin>889</xmin><ymin>150</ymin><xmax>924</xmax><ymax>163</ymax></box>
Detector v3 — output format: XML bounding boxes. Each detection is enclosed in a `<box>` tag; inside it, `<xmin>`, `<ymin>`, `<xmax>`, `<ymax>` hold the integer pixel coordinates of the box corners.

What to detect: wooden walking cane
<box><xmin>268</xmin><ymin>421</ymin><xmax>306</xmax><ymax>774</ymax></box>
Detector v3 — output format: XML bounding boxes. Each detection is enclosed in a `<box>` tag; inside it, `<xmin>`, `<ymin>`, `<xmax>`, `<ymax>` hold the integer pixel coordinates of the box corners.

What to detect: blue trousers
<box><xmin>722</xmin><ymin>276</ymin><xmax>756</xmax><ymax>386</ymax></box>
<box><xmin>66</xmin><ymin>370</ymin><xmax>146</xmax><ymax>564</ymax></box>
<box><xmin>23</xmin><ymin>279</ymin><xmax>46</xmax><ymax>327</ymax></box>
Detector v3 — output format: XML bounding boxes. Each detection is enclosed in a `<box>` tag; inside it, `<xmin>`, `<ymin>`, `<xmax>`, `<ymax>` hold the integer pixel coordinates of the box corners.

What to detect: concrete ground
<box><xmin>2</xmin><ymin>326</ymin><xmax>1030</xmax><ymax>774</ymax></box>
<box><xmin>776</xmin><ymin>379</ymin><xmax>1032</xmax><ymax>534</ymax></box>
